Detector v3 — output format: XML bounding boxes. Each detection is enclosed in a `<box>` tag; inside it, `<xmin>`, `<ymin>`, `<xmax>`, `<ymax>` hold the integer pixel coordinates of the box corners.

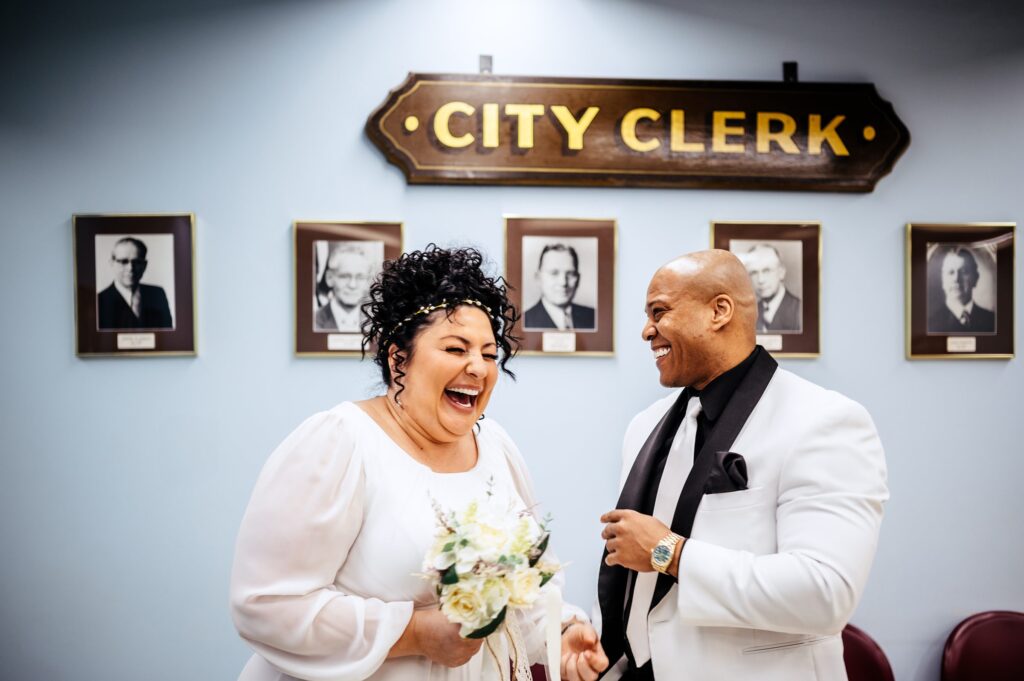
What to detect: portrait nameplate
<box><xmin>542</xmin><ymin>332</ymin><xmax>577</xmax><ymax>353</ymax></box>
<box><xmin>946</xmin><ymin>337</ymin><xmax>977</xmax><ymax>353</ymax></box>
<box><xmin>116</xmin><ymin>333</ymin><xmax>156</xmax><ymax>350</ymax></box>
<box><xmin>328</xmin><ymin>334</ymin><xmax>363</xmax><ymax>352</ymax></box>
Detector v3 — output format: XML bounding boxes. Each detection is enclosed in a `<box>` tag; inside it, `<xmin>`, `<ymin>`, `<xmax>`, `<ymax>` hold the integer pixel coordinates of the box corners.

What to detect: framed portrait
<box><xmin>906</xmin><ymin>222</ymin><xmax>1015</xmax><ymax>359</ymax></box>
<box><xmin>294</xmin><ymin>220</ymin><xmax>403</xmax><ymax>356</ymax></box>
<box><xmin>505</xmin><ymin>216</ymin><xmax>616</xmax><ymax>355</ymax></box>
<box><xmin>712</xmin><ymin>221</ymin><xmax>821</xmax><ymax>357</ymax></box>
<box><xmin>73</xmin><ymin>213</ymin><xmax>196</xmax><ymax>357</ymax></box>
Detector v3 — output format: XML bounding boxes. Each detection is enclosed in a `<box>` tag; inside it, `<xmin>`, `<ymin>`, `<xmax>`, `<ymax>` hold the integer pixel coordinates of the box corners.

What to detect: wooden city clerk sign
<box><xmin>366</xmin><ymin>73</ymin><xmax>910</xmax><ymax>192</ymax></box>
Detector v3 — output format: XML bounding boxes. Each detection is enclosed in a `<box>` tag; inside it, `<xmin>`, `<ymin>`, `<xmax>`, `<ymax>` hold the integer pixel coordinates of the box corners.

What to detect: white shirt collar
<box><xmin>945</xmin><ymin>297</ymin><xmax>975</xmax><ymax>320</ymax></box>
<box><xmin>329</xmin><ymin>299</ymin><xmax>362</xmax><ymax>333</ymax></box>
<box><xmin>540</xmin><ymin>298</ymin><xmax>573</xmax><ymax>330</ymax></box>
<box><xmin>113</xmin><ymin>280</ymin><xmax>137</xmax><ymax>307</ymax></box>
<box><xmin>761</xmin><ymin>285</ymin><xmax>787</xmax><ymax>324</ymax></box>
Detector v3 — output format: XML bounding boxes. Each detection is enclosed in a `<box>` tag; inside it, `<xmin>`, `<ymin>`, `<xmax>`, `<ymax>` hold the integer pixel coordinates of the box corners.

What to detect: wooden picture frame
<box><xmin>505</xmin><ymin>216</ymin><xmax>616</xmax><ymax>355</ymax></box>
<box><xmin>294</xmin><ymin>221</ymin><xmax>403</xmax><ymax>357</ymax></box>
<box><xmin>712</xmin><ymin>221</ymin><xmax>821</xmax><ymax>358</ymax></box>
<box><xmin>73</xmin><ymin>213</ymin><xmax>196</xmax><ymax>357</ymax></box>
<box><xmin>906</xmin><ymin>222</ymin><xmax>1015</xmax><ymax>359</ymax></box>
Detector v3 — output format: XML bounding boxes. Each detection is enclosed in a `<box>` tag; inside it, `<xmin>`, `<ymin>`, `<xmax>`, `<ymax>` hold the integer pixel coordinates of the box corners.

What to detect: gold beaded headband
<box><xmin>387</xmin><ymin>298</ymin><xmax>495</xmax><ymax>339</ymax></box>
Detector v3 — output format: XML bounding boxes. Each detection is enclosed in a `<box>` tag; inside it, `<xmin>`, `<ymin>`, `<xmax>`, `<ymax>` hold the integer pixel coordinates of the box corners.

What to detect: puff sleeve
<box><xmin>229</xmin><ymin>408</ymin><xmax>413</xmax><ymax>681</ymax></box>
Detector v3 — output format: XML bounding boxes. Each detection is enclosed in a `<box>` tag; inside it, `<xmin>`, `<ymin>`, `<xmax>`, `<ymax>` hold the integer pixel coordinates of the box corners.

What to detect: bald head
<box><xmin>643</xmin><ymin>250</ymin><xmax>757</xmax><ymax>389</ymax></box>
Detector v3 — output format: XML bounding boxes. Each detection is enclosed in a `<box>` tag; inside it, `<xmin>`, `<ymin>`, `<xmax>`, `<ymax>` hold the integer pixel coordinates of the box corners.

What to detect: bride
<box><xmin>230</xmin><ymin>246</ymin><xmax>608</xmax><ymax>681</ymax></box>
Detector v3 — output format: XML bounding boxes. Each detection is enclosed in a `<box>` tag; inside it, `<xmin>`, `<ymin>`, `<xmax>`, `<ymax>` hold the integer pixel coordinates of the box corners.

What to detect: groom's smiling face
<box><xmin>643</xmin><ymin>264</ymin><xmax>718</xmax><ymax>389</ymax></box>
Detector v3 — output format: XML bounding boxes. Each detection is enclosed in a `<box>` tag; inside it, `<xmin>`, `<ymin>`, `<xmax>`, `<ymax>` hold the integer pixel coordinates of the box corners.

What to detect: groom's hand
<box><xmin>600</xmin><ymin>509</ymin><xmax>671</xmax><ymax>573</ymax></box>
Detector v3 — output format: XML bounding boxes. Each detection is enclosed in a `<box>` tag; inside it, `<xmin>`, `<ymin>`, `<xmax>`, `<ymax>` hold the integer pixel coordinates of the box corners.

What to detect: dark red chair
<box><xmin>843</xmin><ymin>623</ymin><xmax>895</xmax><ymax>681</ymax></box>
<box><xmin>942</xmin><ymin>610</ymin><xmax>1024</xmax><ymax>681</ymax></box>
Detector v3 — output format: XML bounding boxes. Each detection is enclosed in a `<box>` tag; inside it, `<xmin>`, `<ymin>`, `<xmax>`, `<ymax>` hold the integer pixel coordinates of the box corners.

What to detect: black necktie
<box><xmin>599</xmin><ymin>389</ymin><xmax>694</xmax><ymax>669</ymax></box>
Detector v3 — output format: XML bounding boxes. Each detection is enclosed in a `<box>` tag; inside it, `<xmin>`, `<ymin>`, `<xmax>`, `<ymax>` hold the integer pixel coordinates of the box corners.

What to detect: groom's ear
<box><xmin>709</xmin><ymin>294</ymin><xmax>735</xmax><ymax>331</ymax></box>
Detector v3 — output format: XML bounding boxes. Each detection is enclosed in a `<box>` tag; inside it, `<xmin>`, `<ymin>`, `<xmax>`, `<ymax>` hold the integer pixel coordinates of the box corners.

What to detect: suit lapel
<box><xmin>649</xmin><ymin>349</ymin><xmax>779</xmax><ymax>609</ymax></box>
<box><xmin>598</xmin><ymin>389</ymin><xmax>689</xmax><ymax>667</ymax></box>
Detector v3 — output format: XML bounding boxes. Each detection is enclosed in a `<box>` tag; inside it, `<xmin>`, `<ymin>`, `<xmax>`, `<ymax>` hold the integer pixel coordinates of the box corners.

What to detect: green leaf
<box><xmin>441</xmin><ymin>565</ymin><xmax>459</xmax><ymax>585</ymax></box>
<box><xmin>442</xmin><ymin>541</ymin><xmax>455</xmax><ymax>552</ymax></box>
<box><xmin>539</xmin><ymin>572</ymin><xmax>554</xmax><ymax>587</ymax></box>
<box><xmin>465</xmin><ymin>607</ymin><xmax>507</xmax><ymax>639</ymax></box>
<box><xmin>528</xmin><ymin>533</ymin><xmax>550</xmax><ymax>567</ymax></box>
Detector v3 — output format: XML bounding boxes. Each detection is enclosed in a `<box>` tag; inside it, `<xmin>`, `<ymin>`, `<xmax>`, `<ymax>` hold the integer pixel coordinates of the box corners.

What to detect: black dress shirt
<box><xmin>638</xmin><ymin>346</ymin><xmax>762</xmax><ymax>518</ymax></box>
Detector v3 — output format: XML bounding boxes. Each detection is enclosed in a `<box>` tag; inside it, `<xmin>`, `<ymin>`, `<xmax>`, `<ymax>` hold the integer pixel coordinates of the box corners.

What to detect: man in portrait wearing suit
<box><xmin>741</xmin><ymin>243</ymin><xmax>801</xmax><ymax>333</ymax></box>
<box><xmin>315</xmin><ymin>244</ymin><xmax>373</xmax><ymax>333</ymax></box>
<box><xmin>97</xmin><ymin>237</ymin><xmax>173</xmax><ymax>330</ymax></box>
<box><xmin>928</xmin><ymin>246</ymin><xmax>995</xmax><ymax>333</ymax></box>
<box><xmin>523</xmin><ymin>243</ymin><xmax>596</xmax><ymax>331</ymax></box>
<box><xmin>594</xmin><ymin>250</ymin><xmax>888</xmax><ymax>681</ymax></box>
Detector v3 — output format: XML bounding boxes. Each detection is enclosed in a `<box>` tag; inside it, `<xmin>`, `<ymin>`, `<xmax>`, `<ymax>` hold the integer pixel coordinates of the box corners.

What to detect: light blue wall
<box><xmin>2</xmin><ymin>1</ymin><xmax>1022</xmax><ymax>679</ymax></box>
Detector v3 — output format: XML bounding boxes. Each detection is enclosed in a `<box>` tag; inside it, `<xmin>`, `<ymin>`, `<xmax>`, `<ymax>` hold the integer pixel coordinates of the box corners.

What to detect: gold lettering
<box><xmin>550</xmin><ymin>105</ymin><xmax>600</xmax><ymax>151</ymax></box>
<box><xmin>622</xmin><ymin>108</ymin><xmax>661</xmax><ymax>152</ymax></box>
<box><xmin>712</xmin><ymin>111</ymin><xmax>746</xmax><ymax>153</ymax></box>
<box><xmin>482</xmin><ymin>103</ymin><xmax>499</xmax><ymax>148</ymax></box>
<box><xmin>433</xmin><ymin>101</ymin><xmax>475</xmax><ymax>148</ymax></box>
<box><xmin>670</xmin><ymin>110</ymin><xmax>704</xmax><ymax>152</ymax></box>
<box><xmin>504</xmin><ymin>103</ymin><xmax>545</xmax><ymax>148</ymax></box>
<box><xmin>808</xmin><ymin>114</ymin><xmax>849</xmax><ymax>156</ymax></box>
<box><xmin>756</xmin><ymin>112</ymin><xmax>800</xmax><ymax>154</ymax></box>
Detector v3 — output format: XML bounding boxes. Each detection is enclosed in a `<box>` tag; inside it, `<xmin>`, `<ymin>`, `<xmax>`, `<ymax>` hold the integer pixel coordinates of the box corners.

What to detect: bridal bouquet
<box><xmin>423</xmin><ymin>484</ymin><xmax>560</xmax><ymax>640</ymax></box>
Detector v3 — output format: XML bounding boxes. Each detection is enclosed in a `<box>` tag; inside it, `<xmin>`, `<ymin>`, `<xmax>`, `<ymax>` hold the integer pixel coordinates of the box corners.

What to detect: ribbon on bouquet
<box><xmin>480</xmin><ymin>586</ymin><xmax>563</xmax><ymax>681</ymax></box>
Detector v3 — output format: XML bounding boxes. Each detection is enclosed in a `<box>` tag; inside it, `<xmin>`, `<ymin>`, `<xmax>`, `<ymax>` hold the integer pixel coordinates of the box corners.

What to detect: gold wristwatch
<box><xmin>651</xmin><ymin>532</ymin><xmax>684</xmax><ymax>574</ymax></box>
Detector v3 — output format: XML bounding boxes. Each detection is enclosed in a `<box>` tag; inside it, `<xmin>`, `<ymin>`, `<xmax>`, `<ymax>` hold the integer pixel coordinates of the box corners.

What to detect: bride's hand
<box><xmin>560</xmin><ymin>621</ymin><xmax>608</xmax><ymax>681</ymax></box>
<box><xmin>389</xmin><ymin>609</ymin><xmax>483</xmax><ymax>667</ymax></box>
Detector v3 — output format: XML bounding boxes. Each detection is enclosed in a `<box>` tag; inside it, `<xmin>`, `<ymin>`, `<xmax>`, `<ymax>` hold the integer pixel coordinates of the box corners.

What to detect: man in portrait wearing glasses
<box><xmin>97</xmin><ymin>236</ymin><xmax>173</xmax><ymax>330</ymax></box>
<box><xmin>523</xmin><ymin>242</ymin><xmax>596</xmax><ymax>331</ymax></box>
<box><xmin>741</xmin><ymin>243</ymin><xmax>801</xmax><ymax>333</ymax></box>
<box><xmin>315</xmin><ymin>243</ymin><xmax>374</xmax><ymax>333</ymax></box>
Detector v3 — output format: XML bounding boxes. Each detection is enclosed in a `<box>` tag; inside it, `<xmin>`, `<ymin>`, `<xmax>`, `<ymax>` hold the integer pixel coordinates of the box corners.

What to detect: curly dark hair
<box><xmin>361</xmin><ymin>244</ymin><xmax>520</xmax><ymax>401</ymax></box>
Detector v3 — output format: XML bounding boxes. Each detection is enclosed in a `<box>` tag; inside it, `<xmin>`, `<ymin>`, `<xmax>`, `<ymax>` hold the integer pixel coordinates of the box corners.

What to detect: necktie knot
<box><xmin>959</xmin><ymin>310</ymin><xmax>970</xmax><ymax>325</ymax></box>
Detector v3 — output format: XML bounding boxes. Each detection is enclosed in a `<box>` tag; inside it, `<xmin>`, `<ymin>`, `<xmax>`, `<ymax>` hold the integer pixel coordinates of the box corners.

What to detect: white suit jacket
<box><xmin>600</xmin><ymin>367</ymin><xmax>888</xmax><ymax>681</ymax></box>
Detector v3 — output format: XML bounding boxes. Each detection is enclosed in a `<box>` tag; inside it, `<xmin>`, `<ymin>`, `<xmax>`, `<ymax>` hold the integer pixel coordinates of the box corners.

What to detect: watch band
<box><xmin>650</xmin><ymin>532</ymin><xmax>683</xmax><ymax>574</ymax></box>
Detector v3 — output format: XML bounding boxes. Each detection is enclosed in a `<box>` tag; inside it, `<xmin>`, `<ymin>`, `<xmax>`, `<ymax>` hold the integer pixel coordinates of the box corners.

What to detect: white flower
<box><xmin>508</xmin><ymin>567</ymin><xmax>543</xmax><ymax>607</ymax></box>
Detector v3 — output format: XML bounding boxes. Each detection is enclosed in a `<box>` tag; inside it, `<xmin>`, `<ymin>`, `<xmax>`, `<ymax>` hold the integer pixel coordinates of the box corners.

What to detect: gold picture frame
<box><xmin>294</xmin><ymin>220</ymin><xmax>403</xmax><ymax>357</ymax></box>
<box><xmin>73</xmin><ymin>213</ymin><xmax>197</xmax><ymax>357</ymax></box>
<box><xmin>504</xmin><ymin>216</ymin><xmax>616</xmax><ymax>356</ymax></box>
<box><xmin>905</xmin><ymin>222</ymin><xmax>1015</xmax><ymax>360</ymax></box>
<box><xmin>711</xmin><ymin>221</ymin><xmax>822</xmax><ymax>358</ymax></box>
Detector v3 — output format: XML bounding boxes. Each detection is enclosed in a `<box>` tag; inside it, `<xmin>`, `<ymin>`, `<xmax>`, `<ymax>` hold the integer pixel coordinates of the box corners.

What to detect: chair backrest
<box><xmin>843</xmin><ymin>623</ymin><xmax>895</xmax><ymax>681</ymax></box>
<box><xmin>942</xmin><ymin>610</ymin><xmax>1024</xmax><ymax>681</ymax></box>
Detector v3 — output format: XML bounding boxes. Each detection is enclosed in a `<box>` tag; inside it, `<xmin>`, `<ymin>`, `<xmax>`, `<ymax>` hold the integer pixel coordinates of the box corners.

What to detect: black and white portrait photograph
<box><xmin>74</xmin><ymin>213</ymin><xmax>196</xmax><ymax>357</ymax></box>
<box><xmin>520</xmin><ymin>235</ymin><xmax>598</xmax><ymax>333</ymax></box>
<box><xmin>93</xmin><ymin>233</ymin><xmax>176</xmax><ymax>331</ymax></box>
<box><xmin>505</xmin><ymin>217</ymin><xmax>616</xmax><ymax>355</ymax></box>
<box><xmin>730</xmin><ymin>239</ymin><xmax>804</xmax><ymax>334</ymax></box>
<box><xmin>926</xmin><ymin>242</ymin><xmax>997</xmax><ymax>335</ymax></box>
<box><xmin>294</xmin><ymin>221</ymin><xmax>403</xmax><ymax>356</ymax></box>
<box><xmin>907</xmin><ymin>223</ymin><xmax>1015</xmax><ymax>359</ymax></box>
<box><xmin>312</xmin><ymin>240</ymin><xmax>384</xmax><ymax>333</ymax></box>
<box><xmin>712</xmin><ymin>221</ymin><xmax>820</xmax><ymax>357</ymax></box>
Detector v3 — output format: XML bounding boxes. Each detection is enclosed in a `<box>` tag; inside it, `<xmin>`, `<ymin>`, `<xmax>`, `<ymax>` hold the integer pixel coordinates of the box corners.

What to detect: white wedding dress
<box><xmin>230</xmin><ymin>401</ymin><xmax>580</xmax><ymax>681</ymax></box>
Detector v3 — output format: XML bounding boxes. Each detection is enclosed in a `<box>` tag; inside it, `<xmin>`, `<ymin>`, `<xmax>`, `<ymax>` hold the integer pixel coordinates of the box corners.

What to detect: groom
<box><xmin>597</xmin><ymin>250</ymin><xmax>888</xmax><ymax>681</ymax></box>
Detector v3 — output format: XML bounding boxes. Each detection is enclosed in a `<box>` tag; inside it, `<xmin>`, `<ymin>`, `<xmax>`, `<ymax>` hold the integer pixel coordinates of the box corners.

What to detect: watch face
<box><xmin>652</xmin><ymin>545</ymin><xmax>672</xmax><ymax>564</ymax></box>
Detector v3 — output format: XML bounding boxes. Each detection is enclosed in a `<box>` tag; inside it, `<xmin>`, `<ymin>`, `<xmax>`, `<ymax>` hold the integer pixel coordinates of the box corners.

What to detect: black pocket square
<box><xmin>704</xmin><ymin>451</ymin><xmax>748</xmax><ymax>494</ymax></box>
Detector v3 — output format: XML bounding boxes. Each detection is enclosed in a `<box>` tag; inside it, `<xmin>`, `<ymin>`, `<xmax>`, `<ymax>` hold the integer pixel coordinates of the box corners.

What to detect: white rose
<box><xmin>508</xmin><ymin>567</ymin><xmax>543</xmax><ymax>607</ymax></box>
<box><xmin>441</xmin><ymin>584</ymin><xmax>488</xmax><ymax>631</ymax></box>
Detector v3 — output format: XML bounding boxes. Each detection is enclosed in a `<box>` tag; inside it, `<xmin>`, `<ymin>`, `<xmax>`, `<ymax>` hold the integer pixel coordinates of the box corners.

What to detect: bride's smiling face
<box><xmin>389</xmin><ymin>305</ymin><xmax>499</xmax><ymax>441</ymax></box>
